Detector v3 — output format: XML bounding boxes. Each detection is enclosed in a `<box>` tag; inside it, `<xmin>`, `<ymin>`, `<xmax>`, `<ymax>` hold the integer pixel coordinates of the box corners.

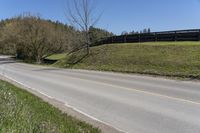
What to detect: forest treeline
<box><xmin>0</xmin><ymin>14</ymin><xmax>113</xmax><ymax>63</ymax></box>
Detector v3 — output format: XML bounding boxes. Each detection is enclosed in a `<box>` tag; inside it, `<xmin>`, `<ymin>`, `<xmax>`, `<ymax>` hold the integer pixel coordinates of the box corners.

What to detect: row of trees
<box><xmin>0</xmin><ymin>13</ymin><xmax>112</xmax><ymax>63</ymax></box>
<box><xmin>0</xmin><ymin>0</ymin><xmax>114</xmax><ymax>63</ymax></box>
<box><xmin>0</xmin><ymin>15</ymin><xmax>77</xmax><ymax>63</ymax></box>
<box><xmin>121</xmin><ymin>28</ymin><xmax>151</xmax><ymax>35</ymax></box>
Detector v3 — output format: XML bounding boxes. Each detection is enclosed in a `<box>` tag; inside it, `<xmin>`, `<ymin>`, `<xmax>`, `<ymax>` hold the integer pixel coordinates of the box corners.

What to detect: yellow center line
<box><xmin>59</xmin><ymin>74</ymin><xmax>200</xmax><ymax>106</ymax></box>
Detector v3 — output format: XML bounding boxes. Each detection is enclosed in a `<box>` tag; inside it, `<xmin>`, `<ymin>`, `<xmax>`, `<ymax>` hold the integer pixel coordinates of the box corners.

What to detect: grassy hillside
<box><xmin>46</xmin><ymin>53</ymin><xmax>68</xmax><ymax>60</ymax></box>
<box><xmin>53</xmin><ymin>41</ymin><xmax>200</xmax><ymax>79</ymax></box>
<box><xmin>0</xmin><ymin>80</ymin><xmax>100</xmax><ymax>133</ymax></box>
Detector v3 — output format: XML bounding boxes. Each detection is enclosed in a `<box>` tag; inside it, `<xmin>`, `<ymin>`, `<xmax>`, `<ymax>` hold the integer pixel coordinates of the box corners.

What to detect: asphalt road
<box><xmin>0</xmin><ymin>55</ymin><xmax>200</xmax><ymax>133</ymax></box>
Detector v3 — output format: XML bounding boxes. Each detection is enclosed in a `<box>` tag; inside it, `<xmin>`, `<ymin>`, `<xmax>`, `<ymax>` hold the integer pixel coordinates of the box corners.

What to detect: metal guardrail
<box><xmin>93</xmin><ymin>29</ymin><xmax>200</xmax><ymax>46</ymax></box>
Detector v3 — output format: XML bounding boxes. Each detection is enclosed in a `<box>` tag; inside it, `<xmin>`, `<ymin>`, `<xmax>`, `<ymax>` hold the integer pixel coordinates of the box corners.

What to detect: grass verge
<box><xmin>53</xmin><ymin>41</ymin><xmax>200</xmax><ymax>79</ymax></box>
<box><xmin>46</xmin><ymin>53</ymin><xmax>67</xmax><ymax>60</ymax></box>
<box><xmin>0</xmin><ymin>80</ymin><xmax>101</xmax><ymax>133</ymax></box>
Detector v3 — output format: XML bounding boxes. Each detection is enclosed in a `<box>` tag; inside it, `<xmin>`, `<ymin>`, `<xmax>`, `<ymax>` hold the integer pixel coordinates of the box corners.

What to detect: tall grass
<box><xmin>0</xmin><ymin>80</ymin><xmax>100</xmax><ymax>133</ymax></box>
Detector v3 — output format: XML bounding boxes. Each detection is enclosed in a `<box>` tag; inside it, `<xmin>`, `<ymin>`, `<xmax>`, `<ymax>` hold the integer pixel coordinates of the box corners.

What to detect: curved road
<box><xmin>0</xmin><ymin>56</ymin><xmax>200</xmax><ymax>133</ymax></box>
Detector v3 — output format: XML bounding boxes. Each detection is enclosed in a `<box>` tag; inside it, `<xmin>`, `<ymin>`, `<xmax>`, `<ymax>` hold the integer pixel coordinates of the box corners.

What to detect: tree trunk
<box><xmin>86</xmin><ymin>31</ymin><xmax>90</xmax><ymax>55</ymax></box>
<box><xmin>36</xmin><ymin>55</ymin><xmax>42</xmax><ymax>64</ymax></box>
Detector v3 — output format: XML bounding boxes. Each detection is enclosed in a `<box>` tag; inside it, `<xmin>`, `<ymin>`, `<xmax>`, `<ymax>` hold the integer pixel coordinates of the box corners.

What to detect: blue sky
<box><xmin>0</xmin><ymin>0</ymin><xmax>200</xmax><ymax>34</ymax></box>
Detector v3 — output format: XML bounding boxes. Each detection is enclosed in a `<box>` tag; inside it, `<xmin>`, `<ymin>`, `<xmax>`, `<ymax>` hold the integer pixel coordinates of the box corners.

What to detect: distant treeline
<box><xmin>94</xmin><ymin>29</ymin><xmax>200</xmax><ymax>46</ymax></box>
<box><xmin>0</xmin><ymin>13</ymin><xmax>113</xmax><ymax>63</ymax></box>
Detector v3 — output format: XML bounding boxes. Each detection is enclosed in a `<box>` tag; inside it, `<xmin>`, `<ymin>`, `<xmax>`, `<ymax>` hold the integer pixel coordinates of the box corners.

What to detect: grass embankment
<box><xmin>46</xmin><ymin>53</ymin><xmax>68</xmax><ymax>60</ymax></box>
<box><xmin>0</xmin><ymin>80</ymin><xmax>100</xmax><ymax>133</ymax></box>
<box><xmin>51</xmin><ymin>41</ymin><xmax>200</xmax><ymax>79</ymax></box>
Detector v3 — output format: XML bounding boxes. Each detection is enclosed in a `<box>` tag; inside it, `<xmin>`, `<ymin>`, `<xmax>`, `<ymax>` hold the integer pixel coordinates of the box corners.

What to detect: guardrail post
<box><xmin>155</xmin><ymin>33</ymin><xmax>157</xmax><ymax>42</ymax></box>
<box><xmin>124</xmin><ymin>35</ymin><xmax>127</xmax><ymax>43</ymax></box>
<box><xmin>138</xmin><ymin>33</ymin><xmax>141</xmax><ymax>43</ymax></box>
<box><xmin>112</xmin><ymin>36</ymin><xmax>114</xmax><ymax>43</ymax></box>
<box><xmin>198</xmin><ymin>30</ymin><xmax>200</xmax><ymax>41</ymax></box>
<box><xmin>174</xmin><ymin>31</ymin><xmax>177</xmax><ymax>41</ymax></box>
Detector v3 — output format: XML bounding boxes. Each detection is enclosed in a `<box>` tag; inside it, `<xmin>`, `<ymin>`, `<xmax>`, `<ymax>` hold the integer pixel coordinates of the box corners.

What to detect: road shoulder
<box><xmin>0</xmin><ymin>76</ymin><xmax>123</xmax><ymax>133</ymax></box>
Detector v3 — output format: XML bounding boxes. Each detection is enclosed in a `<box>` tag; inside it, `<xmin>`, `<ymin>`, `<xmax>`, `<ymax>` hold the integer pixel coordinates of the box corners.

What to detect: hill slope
<box><xmin>53</xmin><ymin>42</ymin><xmax>200</xmax><ymax>79</ymax></box>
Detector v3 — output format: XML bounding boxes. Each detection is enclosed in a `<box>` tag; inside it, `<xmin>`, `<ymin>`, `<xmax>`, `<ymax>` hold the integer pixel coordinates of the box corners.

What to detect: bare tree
<box><xmin>66</xmin><ymin>0</ymin><xmax>101</xmax><ymax>55</ymax></box>
<box><xmin>3</xmin><ymin>14</ymin><xmax>65</xmax><ymax>63</ymax></box>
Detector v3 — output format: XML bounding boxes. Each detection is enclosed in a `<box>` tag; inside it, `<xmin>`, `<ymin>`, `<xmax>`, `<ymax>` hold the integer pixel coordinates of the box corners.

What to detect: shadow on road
<box><xmin>0</xmin><ymin>56</ymin><xmax>16</xmax><ymax>65</ymax></box>
<box><xmin>0</xmin><ymin>61</ymin><xmax>15</xmax><ymax>65</ymax></box>
<box><xmin>33</xmin><ymin>68</ymin><xmax>60</xmax><ymax>72</ymax></box>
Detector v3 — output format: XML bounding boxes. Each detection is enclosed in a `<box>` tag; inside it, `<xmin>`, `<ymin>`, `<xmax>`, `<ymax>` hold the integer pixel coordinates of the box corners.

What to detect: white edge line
<box><xmin>1</xmin><ymin>74</ymin><xmax>128</xmax><ymax>133</ymax></box>
<box><xmin>64</xmin><ymin>102</ymin><xmax>128</xmax><ymax>133</ymax></box>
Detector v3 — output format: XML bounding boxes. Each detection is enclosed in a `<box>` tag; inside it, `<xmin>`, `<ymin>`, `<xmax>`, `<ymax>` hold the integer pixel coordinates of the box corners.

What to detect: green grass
<box><xmin>0</xmin><ymin>80</ymin><xmax>101</xmax><ymax>133</ymax></box>
<box><xmin>46</xmin><ymin>53</ymin><xmax>67</xmax><ymax>60</ymax></box>
<box><xmin>129</xmin><ymin>41</ymin><xmax>200</xmax><ymax>46</ymax></box>
<box><xmin>53</xmin><ymin>41</ymin><xmax>200</xmax><ymax>79</ymax></box>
